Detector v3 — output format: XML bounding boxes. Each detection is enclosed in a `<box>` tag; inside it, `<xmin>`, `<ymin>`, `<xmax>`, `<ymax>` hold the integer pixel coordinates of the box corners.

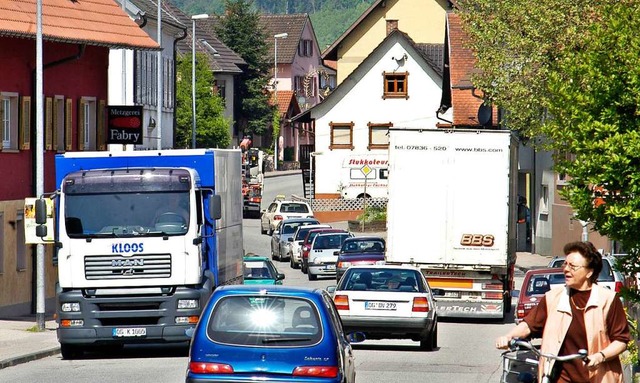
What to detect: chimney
<box><xmin>386</xmin><ymin>20</ymin><xmax>398</xmax><ymax>35</ymax></box>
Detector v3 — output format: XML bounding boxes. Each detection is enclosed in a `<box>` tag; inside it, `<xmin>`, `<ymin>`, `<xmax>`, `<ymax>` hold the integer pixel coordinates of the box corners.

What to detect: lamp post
<box><xmin>273</xmin><ymin>32</ymin><xmax>288</xmax><ymax>170</ymax></box>
<box><xmin>309</xmin><ymin>152</ymin><xmax>322</xmax><ymax>202</ymax></box>
<box><xmin>191</xmin><ymin>14</ymin><xmax>209</xmax><ymax>149</ymax></box>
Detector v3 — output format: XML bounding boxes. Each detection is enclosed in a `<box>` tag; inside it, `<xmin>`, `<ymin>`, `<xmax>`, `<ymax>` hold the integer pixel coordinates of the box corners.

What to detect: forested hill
<box><xmin>171</xmin><ymin>0</ymin><xmax>377</xmax><ymax>50</ymax></box>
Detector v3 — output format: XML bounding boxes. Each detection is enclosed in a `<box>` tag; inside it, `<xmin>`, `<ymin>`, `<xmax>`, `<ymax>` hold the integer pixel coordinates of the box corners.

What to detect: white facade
<box><xmin>310</xmin><ymin>32</ymin><xmax>451</xmax><ymax>198</ymax></box>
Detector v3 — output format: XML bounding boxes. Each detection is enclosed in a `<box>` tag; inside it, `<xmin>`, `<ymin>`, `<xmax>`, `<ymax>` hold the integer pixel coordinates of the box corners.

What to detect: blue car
<box><xmin>186</xmin><ymin>285</ymin><xmax>364</xmax><ymax>383</ymax></box>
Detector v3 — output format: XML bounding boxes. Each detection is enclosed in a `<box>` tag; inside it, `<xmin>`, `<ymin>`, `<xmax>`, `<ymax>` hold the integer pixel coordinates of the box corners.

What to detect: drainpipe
<box><xmin>172</xmin><ymin>26</ymin><xmax>188</xmax><ymax>147</ymax></box>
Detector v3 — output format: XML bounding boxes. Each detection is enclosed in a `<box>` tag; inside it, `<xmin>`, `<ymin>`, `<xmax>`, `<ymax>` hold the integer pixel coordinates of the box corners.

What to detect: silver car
<box><xmin>307</xmin><ymin>232</ymin><xmax>353</xmax><ymax>281</ymax></box>
<box><xmin>288</xmin><ymin>224</ymin><xmax>331</xmax><ymax>269</ymax></box>
<box><xmin>270</xmin><ymin>218</ymin><xmax>319</xmax><ymax>261</ymax></box>
<box><xmin>547</xmin><ymin>255</ymin><xmax>625</xmax><ymax>293</ymax></box>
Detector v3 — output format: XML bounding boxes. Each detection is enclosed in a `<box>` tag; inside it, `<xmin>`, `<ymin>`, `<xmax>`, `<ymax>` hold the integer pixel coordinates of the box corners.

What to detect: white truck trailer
<box><xmin>385</xmin><ymin>128</ymin><xmax>518</xmax><ymax>319</ymax></box>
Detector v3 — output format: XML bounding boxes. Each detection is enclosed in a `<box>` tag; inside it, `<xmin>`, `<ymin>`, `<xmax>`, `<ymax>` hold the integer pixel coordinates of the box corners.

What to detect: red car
<box><xmin>515</xmin><ymin>267</ymin><xmax>565</xmax><ymax>323</ymax></box>
<box><xmin>300</xmin><ymin>228</ymin><xmax>347</xmax><ymax>274</ymax></box>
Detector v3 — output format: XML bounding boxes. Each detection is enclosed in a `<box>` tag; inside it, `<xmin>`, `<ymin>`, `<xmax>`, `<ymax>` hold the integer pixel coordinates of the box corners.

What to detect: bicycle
<box><xmin>500</xmin><ymin>338</ymin><xmax>588</xmax><ymax>383</ymax></box>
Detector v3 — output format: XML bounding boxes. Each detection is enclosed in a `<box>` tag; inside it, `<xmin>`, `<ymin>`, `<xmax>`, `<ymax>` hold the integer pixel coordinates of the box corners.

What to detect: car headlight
<box><xmin>178</xmin><ymin>299</ymin><xmax>199</xmax><ymax>309</ymax></box>
<box><xmin>312</xmin><ymin>257</ymin><xmax>322</xmax><ymax>265</ymax></box>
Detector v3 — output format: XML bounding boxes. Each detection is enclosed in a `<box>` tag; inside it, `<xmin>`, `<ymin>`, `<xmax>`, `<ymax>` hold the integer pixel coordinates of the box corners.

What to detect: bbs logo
<box><xmin>460</xmin><ymin>234</ymin><xmax>494</xmax><ymax>247</ymax></box>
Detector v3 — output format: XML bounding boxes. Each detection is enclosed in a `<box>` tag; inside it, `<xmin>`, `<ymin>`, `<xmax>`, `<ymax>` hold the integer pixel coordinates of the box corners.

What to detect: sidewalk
<box><xmin>0</xmin><ymin>221</ymin><xmax>551</xmax><ymax>369</ymax></box>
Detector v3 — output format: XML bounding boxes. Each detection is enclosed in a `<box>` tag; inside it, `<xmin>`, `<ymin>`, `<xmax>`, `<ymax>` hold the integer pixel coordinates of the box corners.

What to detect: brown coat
<box><xmin>540</xmin><ymin>285</ymin><xmax>623</xmax><ymax>383</ymax></box>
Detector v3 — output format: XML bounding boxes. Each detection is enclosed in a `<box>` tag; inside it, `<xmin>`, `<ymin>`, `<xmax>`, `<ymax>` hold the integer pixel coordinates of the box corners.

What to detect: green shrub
<box><xmin>357</xmin><ymin>205</ymin><xmax>386</xmax><ymax>223</ymax></box>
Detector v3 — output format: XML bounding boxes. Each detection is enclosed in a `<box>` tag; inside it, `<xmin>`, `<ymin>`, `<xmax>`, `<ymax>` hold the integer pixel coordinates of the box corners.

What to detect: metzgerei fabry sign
<box><xmin>107</xmin><ymin>105</ymin><xmax>143</xmax><ymax>145</ymax></box>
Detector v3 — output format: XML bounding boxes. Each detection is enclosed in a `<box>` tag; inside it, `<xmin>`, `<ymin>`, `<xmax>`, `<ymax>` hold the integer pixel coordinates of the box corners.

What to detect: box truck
<box><xmin>385</xmin><ymin>129</ymin><xmax>518</xmax><ymax>319</ymax></box>
<box><xmin>33</xmin><ymin>149</ymin><xmax>244</xmax><ymax>358</ymax></box>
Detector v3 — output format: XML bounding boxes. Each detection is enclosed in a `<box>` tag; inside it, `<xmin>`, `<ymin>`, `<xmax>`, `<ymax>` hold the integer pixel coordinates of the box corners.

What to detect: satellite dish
<box><xmin>477</xmin><ymin>104</ymin><xmax>492</xmax><ymax>127</ymax></box>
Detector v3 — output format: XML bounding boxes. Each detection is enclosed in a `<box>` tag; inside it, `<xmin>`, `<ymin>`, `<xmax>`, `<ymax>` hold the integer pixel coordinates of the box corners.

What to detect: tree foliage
<box><xmin>215</xmin><ymin>0</ymin><xmax>273</xmax><ymax>136</ymax></box>
<box><xmin>457</xmin><ymin>0</ymin><xmax>640</xmax><ymax>277</ymax></box>
<box><xmin>175</xmin><ymin>53</ymin><xmax>231</xmax><ymax>149</ymax></box>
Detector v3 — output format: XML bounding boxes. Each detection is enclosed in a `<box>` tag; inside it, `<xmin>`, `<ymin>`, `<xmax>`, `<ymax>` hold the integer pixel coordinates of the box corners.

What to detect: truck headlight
<box><xmin>61</xmin><ymin>302</ymin><xmax>81</xmax><ymax>312</ymax></box>
<box><xmin>178</xmin><ymin>299</ymin><xmax>199</xmax><ymax>309</ymax></box>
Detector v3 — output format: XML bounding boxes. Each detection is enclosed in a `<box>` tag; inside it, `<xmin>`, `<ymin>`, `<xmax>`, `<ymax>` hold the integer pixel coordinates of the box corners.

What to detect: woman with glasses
<box><xmin>495</xmin><ymin>241</ymin><xmax>630</xmax><ymax>382</ymax></box>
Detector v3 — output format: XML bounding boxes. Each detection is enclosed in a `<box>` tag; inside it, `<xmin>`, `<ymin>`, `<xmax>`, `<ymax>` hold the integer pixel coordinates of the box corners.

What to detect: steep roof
<box><xmin>271</xmin><ymin>90</ymin><xmax>300</xmax><ymax>118</ymax></box>
<box><xmin>162</xmin><ymin>1</ymin><xmax>244</xmax><ymax>73</ymax></box>
<box><xmin>440</xmin><ymin>12</ymin><xmax>496</xmax><ymax>127</ymax></box>
<box><xmin>259</xmin><ymin>14</ymin><xmax>310</xmax><ymax>65</ymax></box>
<box><xmin>0</xmin><ymin>0</ymin><xmax>159</xmax><ymax>50</ymax></box>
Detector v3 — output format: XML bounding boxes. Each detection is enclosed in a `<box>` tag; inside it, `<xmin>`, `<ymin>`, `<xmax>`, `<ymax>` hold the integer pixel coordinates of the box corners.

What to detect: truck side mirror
<box><xmin>35</xmin><ymin>198</ymin><xmax>48</xmax><ymax>224</ymax></box>
<box><xmin>209</xmin><ymin>195</ymin><xmax>222</xmax><ymax>220</ymax></box>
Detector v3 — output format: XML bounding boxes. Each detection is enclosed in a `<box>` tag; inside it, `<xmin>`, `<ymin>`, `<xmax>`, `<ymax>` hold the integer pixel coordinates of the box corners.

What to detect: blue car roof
<box><xmin>215</xmin><ymin>284</ymin><xmax>324</xmax><ymax>296</ymax></box>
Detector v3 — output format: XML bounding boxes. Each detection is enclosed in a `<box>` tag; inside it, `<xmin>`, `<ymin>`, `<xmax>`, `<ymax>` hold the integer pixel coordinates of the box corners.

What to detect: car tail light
<box><xmin>482</xmin><ymin>292</ymin><xmax>503</xmax><ymax>300</ymax></box>
<box><xmin>337</xmin><ymin>261</ymin><xmax>351</xmax><ymax>268</ymax></box>
<box><xmin>293</xmin><ymin>366</ymin><xmax>338</xmax><ymax>378</ymax></box>
<box><xmin>189</xmin><ymin>362</ymin><xmax>234</xmax><ymax>374</ymax></box>
<box><xmin>482</xmin><ymin>282</ymin><xmax>503</xmax><ymax>290</ymax></box>
<box><xmin>516</xmin><ymin>303</ymin><xmax>525</xmax><ymax>319</ymax></box>
<box><xmin>615</xmin><ymin>281</ymin><xmax>623</xmax><ymax>293</ymax></box>
<box><xmin>412</xmin><ymin>297</ymin><xmax>429</xmax><ymax>312</ymax></box>
<box><xmin>274</xmin><ymin>215</ymin><xmax>283</xmax><ymax>220</ymax></box>
<box><xmin>334</xmin><ymin>295</ymin><xmax>349</xmax><ymax>310</ymax></box>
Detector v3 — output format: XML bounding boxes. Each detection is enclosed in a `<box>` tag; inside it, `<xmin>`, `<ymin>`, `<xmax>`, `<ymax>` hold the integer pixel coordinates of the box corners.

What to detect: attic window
<box><xmin>382</xmin><ymin>72</ymin><xmax>409</xmax><ymax>99</ymax></box>
<box><xmin>200</xmin><ymin>40</ymin><xmax>220</xmax><ymax>56</ymax></box>
<box><xmin>298</xmin><ymin>40</ymin><xmax>313</xmax><ymax>57</ymax></box>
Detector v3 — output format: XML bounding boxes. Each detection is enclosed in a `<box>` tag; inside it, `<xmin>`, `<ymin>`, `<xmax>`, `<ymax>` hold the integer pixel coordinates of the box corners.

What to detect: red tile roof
<box><xmin>270</xmin><ymin>90</ymin><xmax>300</xmax><ymax>118</ymax></box>
<box><xmin>447</xmin><ymin>12</ymin><xmax>497</xmax><ymax>127</ymax></box>
<box><xmin>0</xmin><ymin>0</ymin><xmax>159</xmax><ymax>50</ymax></box>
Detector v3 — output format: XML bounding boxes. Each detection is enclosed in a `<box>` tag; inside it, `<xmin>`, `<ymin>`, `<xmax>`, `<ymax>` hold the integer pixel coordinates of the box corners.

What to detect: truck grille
<box><xmin>84</xmin><ymin>253</ymin><xmax>172</xmax><ymax>280</ymax></box>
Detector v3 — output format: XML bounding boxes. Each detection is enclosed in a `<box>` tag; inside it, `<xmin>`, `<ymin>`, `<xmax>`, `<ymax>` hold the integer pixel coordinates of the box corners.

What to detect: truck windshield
<box><xmin>64</xmin><ymin>191</ymin><xmax>190</xmax><ymax>238</ymax></box>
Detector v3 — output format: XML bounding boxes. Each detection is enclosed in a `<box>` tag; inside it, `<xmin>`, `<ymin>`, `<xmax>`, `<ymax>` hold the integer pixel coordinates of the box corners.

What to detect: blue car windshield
<box><xmin>208</xmin><ymin>296</ymin><xmax>322</xmax><ymax>347</ymax></box>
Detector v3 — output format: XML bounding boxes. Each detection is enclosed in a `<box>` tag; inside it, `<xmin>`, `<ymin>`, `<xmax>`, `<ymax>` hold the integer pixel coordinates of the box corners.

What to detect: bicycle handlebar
<box><xmin>509</xmin><ymin>338</ymin><xmax>588</xmax><ymax>363</ymax></box>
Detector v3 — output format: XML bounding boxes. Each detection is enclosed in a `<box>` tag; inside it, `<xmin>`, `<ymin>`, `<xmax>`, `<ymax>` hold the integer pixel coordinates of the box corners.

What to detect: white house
<box><xmin>295</xmin><ymin>29</ymin><xmax>451</xmax><ymax>199</ymax></box>
<box><xmin>109</xmin><ymin>0</ymin><xmax>186</xmax><ymax>150</ymax></box>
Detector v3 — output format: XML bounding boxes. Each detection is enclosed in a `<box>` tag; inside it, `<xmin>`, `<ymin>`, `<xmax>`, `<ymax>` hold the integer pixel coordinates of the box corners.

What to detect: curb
<box><xmin>0</xmin><ymin>346</ymin><xmax>60</xmax><ymax>370</ymax></box>
<box><xmin>264</xmin><ymin>170</ymin><xmax>301</xmax><ymax>178</ymax></box>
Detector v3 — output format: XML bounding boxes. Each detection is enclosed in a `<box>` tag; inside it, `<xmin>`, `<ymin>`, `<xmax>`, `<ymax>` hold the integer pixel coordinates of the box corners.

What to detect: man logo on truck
<box><xmin>460</xmin><ymin>234</ymin><xmax>495</xmax><ymax>247</ymax></box>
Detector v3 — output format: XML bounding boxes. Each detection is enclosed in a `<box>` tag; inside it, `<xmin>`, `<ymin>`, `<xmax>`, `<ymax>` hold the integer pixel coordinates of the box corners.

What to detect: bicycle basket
<box><xmin>500</xmin><ymin>348</ymin><xmax>539</xmax><ymax>383</ymax></box>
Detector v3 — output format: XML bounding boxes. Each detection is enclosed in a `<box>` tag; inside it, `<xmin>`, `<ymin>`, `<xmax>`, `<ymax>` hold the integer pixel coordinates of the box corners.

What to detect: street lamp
<box><xmin>309</xmin><ymin>151</ymin><xmax>323</xmax><ymax>202</ymax></box>
<box><xmin>191</xmin><ymin>14</ymin><xmax>209</xmax><ymax>149</ymax></box>
<box><xmin>273</xmin><ymin>32</ymin><xmax>288</xmax><ymax>170</ymax></box>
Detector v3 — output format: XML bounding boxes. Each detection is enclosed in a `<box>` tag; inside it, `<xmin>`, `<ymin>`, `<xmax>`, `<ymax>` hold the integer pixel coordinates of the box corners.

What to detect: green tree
<box><xmin>457</xmin><ymin>1</ymin><xmax>640</xmax><ymax>286</ymax></box>
<box><xmin>215</xmin><ymin>0</ymin><xmax>273</xmax><ymax>137</ymax></box>
<box><xmin>175</xmin><ymin>53</ymin><xmax>231</xmax><ymax>149</ymax></box>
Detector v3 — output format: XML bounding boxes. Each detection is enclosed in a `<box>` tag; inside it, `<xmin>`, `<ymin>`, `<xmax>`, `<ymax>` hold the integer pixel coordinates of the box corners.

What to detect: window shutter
<box><xmin>45</xmin><ymin>97</ymin><xmax>52</xmax><ymax>150</ymax></box>
<box><xmin>20</xmin><ymin>96</ymin><xmax>31</xmax><ymax>150</ymax></box>
<box><xmin>77</xmin><ymin>99</ymin><xmax>85</xmax><ymax>151</ymax></box>
<box><xmin>65</xmin><ymin>99</ymin><xmax>72</xmax><ymax>150</ymax></box>
<box><xmin>52</xmin><ymin>98</ymin><xmax>59</xmax><ymax>150</ymax></box>
<box><xmin>97</xmin><ymin>100</ymin><xmax>106</xmax><ymax>150</ymax></box>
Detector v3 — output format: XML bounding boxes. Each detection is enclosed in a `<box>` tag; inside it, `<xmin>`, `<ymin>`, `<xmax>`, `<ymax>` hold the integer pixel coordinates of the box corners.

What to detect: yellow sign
<box><xmin>360</xmin><ymin>164</ymin><xmax>373</xmax><ymax>177</ymax></box>
<box><xmin>24</xmin><ymin>198</ymin><xmax>55</xmax><ymax>244</ymax></box>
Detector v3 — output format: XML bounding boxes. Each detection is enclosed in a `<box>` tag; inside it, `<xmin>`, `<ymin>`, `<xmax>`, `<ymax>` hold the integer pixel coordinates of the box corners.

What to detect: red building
<box><xmin>0</xmin><ymin>0</ymin><xmax>158</xmax><ymax>316</ymax></box>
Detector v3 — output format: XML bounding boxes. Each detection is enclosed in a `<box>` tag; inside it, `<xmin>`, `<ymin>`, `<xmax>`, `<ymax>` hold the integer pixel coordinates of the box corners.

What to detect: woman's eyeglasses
<box><xmin>562</xmin><ymin>261</ymin><xmax>586</xmax><ymax>272</ymax></box>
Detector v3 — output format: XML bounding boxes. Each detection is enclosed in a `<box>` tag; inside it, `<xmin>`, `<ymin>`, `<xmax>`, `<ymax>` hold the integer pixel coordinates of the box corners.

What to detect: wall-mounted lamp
<box><xmin>148</xmin><ymin>116</ymin><xmax>156</xmax><ymax>129</ymax></box>
<box><xmin>392</xmin><ymin>53</ymin><xmax>408</xmax><ymax>64</ymax></box>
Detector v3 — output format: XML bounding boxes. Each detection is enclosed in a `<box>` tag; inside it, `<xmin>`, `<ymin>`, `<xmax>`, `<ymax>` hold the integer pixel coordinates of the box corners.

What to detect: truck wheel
<box><xmin>419</xmin><ymin>320</ymin><xmax>437</xmax><ymax>351</ymax></box>
<box><xmin>61</xmin><ymin>344</ymin><xmax>82</xmax><ymax>360</ymax></box>
<box><xmin>308</xmin><ymin>272</ymin><xmax>317</xmax><ymax>281</ymax></box>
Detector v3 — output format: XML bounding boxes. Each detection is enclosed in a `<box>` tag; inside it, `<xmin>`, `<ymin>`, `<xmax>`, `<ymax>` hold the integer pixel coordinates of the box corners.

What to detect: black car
<box><xmin>335</xmin><ymin>236</ymin><xmax>386</xmax><ymax>282</ymax></box>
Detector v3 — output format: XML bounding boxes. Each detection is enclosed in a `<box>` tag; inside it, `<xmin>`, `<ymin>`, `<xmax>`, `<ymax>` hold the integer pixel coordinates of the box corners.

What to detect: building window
<box><xmin>383</xmin><ymin>72</ymin><xmax>409</xmax><ymax>99</ymax></box>
<box><xmin>214</xmin><ymin>79</ymin><xmax>226</xmax><ymax>102</ymax></box>
<box><xmin>0</xmin><ymin>212</ymin><xmax>4</xmax><ymax>273</ymax></box>
<box><xmin>16</xmin><ymin>211</ymin><xmax>26</xmax><ymax>272</ymax></box>
<box><xmin>1</xmin><ymin>92</ymin><xmax>19</xmax><ymax>150</ymax></box>
<box><xmin>329</xmin><ymin>122</ymin><xmax>354</xmax><ymax>150</ymax></box>
<box><xmin>368</xmin><ymin>122</ymin><xmax>391</xmax><ymax>149</ymax></box>
<box><xmin>298</xmin><ymin>40</ymin><xmax>313</xmax><ymax>57</ymax></box>
<box><xmin>54</xmin><ymin>96</ymin><xmax>65</xmax><ymax>152</ymax></box>
<box><xmin>78</xmin><ymin>97</ymin><xmax>96</xmax><ymax>151</ymax></box>
<box><xmin>540</xmin><ymin>184</ymin><xmax>549</xmax><ymax>215</ymax></box>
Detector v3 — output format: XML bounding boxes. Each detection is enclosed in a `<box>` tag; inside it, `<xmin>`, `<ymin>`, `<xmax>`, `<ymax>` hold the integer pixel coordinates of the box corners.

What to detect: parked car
<box><xmin>515</xmin><ymin>267</ymin><xmax>565</xmax><ymax>323</ymax></box>
<box><xmin>288</xmin><ymin>224</ymin><xmax>331</xmax><ymax>269</ymax></box>
<box><xmin>335</xmin><ymin>236</ymin><xmax>386</xmax><ymax>282</ymax></box>
<box><xmin>260</xmin><ymin>196</ymin><xmax>314</xmax><ymax>235</ymax></box>
<box><xmin>301</xmin><ymin>228</ymin><xmax>348</xmax><ymax>274</ymax></box>
<box><xmin>547</xmin><ymin>254</ymin><xmax>625</xmax><ymax>293</ymax></box>
<box><xmin>329</xmin><ymin>265</ymin><xmax>440</xmax><ymax>351</ymax></box>
<box><xmin>307</xmin><ymin>232</ymin><xmax>353</xmax><ymax>281</ymax></box>
<box><xmin>242</xmin><ymin>255</ymin><xmax>285</xmax><ymax>285</ymax></box>
<box><xmin>186</xmin><ymin>285</ymin><xmax>364</xmax><ymax>383</ymax></box>
<box><xmin>270</xmin><ymin>218</ymin><xmax>320</xmax><ymax>261</ymax></box>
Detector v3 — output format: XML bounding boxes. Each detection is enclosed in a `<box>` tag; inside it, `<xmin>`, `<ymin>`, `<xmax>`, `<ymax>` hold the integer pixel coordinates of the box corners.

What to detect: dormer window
<box><xmin>383</xmin><ymin>72</ymin><xmax>409</xmax><ymax>99</ymax></box>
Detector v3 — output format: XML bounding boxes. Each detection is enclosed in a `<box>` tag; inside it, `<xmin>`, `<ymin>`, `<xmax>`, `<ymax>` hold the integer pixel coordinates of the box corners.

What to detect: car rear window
<box><xmin>281</xmin><ymin>203</ymin><xmax>310</xmax><ymax>214</ymax></box>
<box><xmin>313</xmin><ymin>234</ymin><xmax>350</xmax><ymax>250</ymax></box>
<box><xmin>550</xmin><ymin>258</ymin><xmax>614</xmax><ymax>282</ymax></box>
<box><xmin>207</xmin><ymin>296</ymin><xmax>322</xmax><ymax>347</ymax></box>
<box><xmin>243</xmin><ymin>261</ymin><xmax>274</xmax><ymax>280</ymax></box>
<box><xmin>339</xmin><ymin>268</ymin><xmax>425</xmax><ymax>292</ymax></box>
<box><xmin>341</xmin><ymin>239</ymin><xmax>385</xmax><ymax>253</ymax></box>
<box><xmin>525</xmin><ymin>273</ymin><xmax>565</xmax><ymax>296</ymax></box>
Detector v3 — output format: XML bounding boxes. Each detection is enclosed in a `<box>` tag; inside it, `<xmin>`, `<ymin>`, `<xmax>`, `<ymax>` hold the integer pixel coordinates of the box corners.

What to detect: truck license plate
<box><xmin>365</xmin><ymin>301</ymin><xmax>396</xmax><ymax>310</ymax></box>
<box><xmin>113</xmin><ymin>328</ymin><xmax>147</xmax><ymax>337</ymax></box>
